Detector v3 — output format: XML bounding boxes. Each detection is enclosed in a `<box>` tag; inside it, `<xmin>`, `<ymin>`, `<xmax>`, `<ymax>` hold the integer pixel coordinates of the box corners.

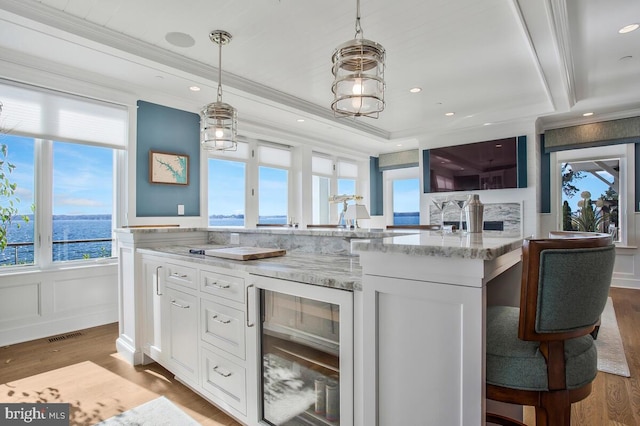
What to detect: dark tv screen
<box><xmin>429</xmin><ymin>137</ymin><xmax>518</xmax><ymax>192</ymax></box>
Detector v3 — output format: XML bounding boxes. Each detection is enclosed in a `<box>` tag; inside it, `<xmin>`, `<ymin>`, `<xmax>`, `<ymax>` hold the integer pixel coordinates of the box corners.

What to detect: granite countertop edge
<box><xmin>137</xmin><ymin>245</ymin><xmax>363</xmax><ymax>291</ymax></box>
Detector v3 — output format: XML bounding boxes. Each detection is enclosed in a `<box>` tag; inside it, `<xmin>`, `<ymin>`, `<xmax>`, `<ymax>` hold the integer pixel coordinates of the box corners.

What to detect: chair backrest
<box><xmin>518</xmin><ymin>232</ymin><xmax>615</xmax><ymax>342</ymax></box>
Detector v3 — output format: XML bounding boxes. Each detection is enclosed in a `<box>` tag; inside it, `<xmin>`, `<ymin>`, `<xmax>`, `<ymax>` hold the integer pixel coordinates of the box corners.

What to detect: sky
<box><xmin>1</xmin><ymin>134</ymin><xmax>113</xmax><ymax>216</ymax></box>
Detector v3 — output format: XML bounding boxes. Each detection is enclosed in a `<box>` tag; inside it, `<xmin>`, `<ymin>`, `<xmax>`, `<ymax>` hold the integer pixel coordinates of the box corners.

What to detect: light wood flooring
<box><xmin>1</xmin><ymin>287</ymin><xmax>639</xmax><ymax>425</ymax></box>
<box><xmin>0</xmin><ymin>323</ymin><xmax>241</xmax><ymax>425</ymax></box>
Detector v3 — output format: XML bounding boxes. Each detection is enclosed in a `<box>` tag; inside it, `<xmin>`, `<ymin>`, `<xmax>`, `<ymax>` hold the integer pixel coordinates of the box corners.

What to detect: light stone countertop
<box><xmin>136</xmin><ymin>230</ymin><xmax>524</xmax><ymax>292</ymax></box>
<box><xmin>351</xmin><ymin>230</ymin><xmax>524</xmax><ymax>260</ymax></box>
<box><xmin>137</xmin><ymin>244</ymin><xmax>363</xmax><ymax>291</ymax></box>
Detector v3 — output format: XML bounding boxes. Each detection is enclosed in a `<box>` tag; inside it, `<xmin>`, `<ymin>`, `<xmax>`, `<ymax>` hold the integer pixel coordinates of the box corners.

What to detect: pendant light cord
<box><xmin>217</xmin><ymin>39</ymin><xmax>223</xmax><ymax>102</ymax></box>
<box><xmin>354</xmin><ymin>0</ymin><xmax>363</xmax><ymax>39</ymax></box>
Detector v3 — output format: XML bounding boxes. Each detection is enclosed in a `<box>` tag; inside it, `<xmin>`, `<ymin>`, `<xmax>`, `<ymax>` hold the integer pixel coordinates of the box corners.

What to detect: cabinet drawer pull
<box><xmin>212</xmin><ymin>366</ymin><xmax>232</xmax><ymax>377</ymax></box>
<box><xmin>212</xmin><ymin>314</ymin><xmax>231</xmax><ymax>324</ymax></box>
<box><xmin>170</xmin><ymin>300</ymin><xmax>190</xmax><ymax>309</ymax></box>
<box><xmin>171</xmin><ymin>272</ymin><xmax>188</xmax><ymax>278</ymax></box>
<box><xmin>246</xmin><ymin>284</ymin><xmax>255</xmax><ymax>327</ymax></box>
<box><xmin>210</xmin><ymin>280</ymin><xmax>231</xmax><ymax>289</ymax></box>
<box><xmin>155</xmin><ymin>265</ymin><xmax>163</xmax><ymax>296</ymax></box>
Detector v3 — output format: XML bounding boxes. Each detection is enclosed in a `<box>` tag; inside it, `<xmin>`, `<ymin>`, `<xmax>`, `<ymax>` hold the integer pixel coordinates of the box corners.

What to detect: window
<box><xmin>259</xmin><ymin>166</ymin><xmax>288</xmax><ymax>224</ymax></box>
<box><xmin>258</xmin><ymin>145</ymin><xmax>290</xmax><ymax>225</ymax></box>
<box><xmin>392</xmin><ymin>178</ymin><xmax>420</xmax><ymax>225</ymax></box>
<box><xmin>0</xmin><ymin>79</ymin><xmax>126</xmax><ymax>268</ymax></box>
<box><xmin>52</xmin><ymin>141</ymin><xmax>114</xmax><ymax>262</ymax></box>
<box><xmin>385</xmin><ymin>167</ymin><xmax>420</xmax><ymax>225</ymax></box>
<box><xmin>312</xmin><ymin>155</ymin><xmax>333</xmax><ymax>224</ymax></box>
<box><xmin>0</xmin><ymin>135</ymin><xmax>35</xmax><ymax>266</ymax></box>
<box><xmin>208</xmin><ymin>158</ymin><xmax>246</xmax><ymax>226</ymax></box>
<box><xmin>560</xmin><ymin>159</ymin><xmax>620</xmax><ymax>241</ymax></box>
<box><xmin>556</xmin><ymin>146</ymin><xmax>626</xmax><ymax>243</ymax></box>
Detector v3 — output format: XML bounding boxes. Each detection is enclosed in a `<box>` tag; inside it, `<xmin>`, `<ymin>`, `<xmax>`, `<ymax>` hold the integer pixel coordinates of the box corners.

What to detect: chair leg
<box><xmin>537</xmin><ymin>391</ymin><xmax>571</xmax><ymax>426</ymax></box>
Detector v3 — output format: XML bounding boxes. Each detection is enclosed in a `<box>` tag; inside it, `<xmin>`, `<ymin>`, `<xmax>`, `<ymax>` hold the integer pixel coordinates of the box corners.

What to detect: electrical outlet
<box><xmin>178</xmin><ymin>204</ymin><xmax>185</xmax><ymax>215</ymax></box>
<box><xmin>230</xmin><ymin>233</ymin><xmax>240</xmax><ymax>244</ymax></box>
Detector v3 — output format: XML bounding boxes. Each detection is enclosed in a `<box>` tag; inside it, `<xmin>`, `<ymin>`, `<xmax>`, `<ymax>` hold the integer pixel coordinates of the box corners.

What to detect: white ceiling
<box><xmin>0</xmin><ymin>0</ymin><xmax>639</xmax><ymax>156</ymax></box>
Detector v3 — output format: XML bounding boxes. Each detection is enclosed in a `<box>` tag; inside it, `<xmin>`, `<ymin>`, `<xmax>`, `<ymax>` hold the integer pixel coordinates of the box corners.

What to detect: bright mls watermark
<box><xmin>0</xmin><ymin>403</ymin><xmax>69</xmax><ymax>425</ymax></box>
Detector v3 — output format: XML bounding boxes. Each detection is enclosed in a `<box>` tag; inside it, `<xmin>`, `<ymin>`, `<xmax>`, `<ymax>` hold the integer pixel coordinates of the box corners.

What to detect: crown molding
<box><xmin>548</xmin><ymin>0</ymin><xmax>577</xmax><ymax>108</ymax></box>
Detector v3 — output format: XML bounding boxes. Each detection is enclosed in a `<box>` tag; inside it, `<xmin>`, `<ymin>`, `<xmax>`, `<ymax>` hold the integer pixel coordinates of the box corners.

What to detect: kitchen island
<box><xmin>114</xmin><ymin>227</ymin><xmax>523</xmax><ymax>426</ymax></box>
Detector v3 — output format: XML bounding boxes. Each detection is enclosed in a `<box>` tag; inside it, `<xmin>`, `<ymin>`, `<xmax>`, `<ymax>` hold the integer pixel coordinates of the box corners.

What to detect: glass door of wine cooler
<box><xmin>257</xmin><ymin>279</ymin><xmax>352</xmax><ymax>426</ymax></box>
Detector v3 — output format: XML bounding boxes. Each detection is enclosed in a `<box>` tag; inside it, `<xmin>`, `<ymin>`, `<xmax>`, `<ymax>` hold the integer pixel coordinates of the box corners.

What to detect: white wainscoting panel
<box><xmin>0</xmin><ymin>263</ymin><xmax>118</xmax><ymax>346</ymax></box>
<box><xmin>0</xmin><ymin>281</ymin><xmax>41</xmax><ymax>322</ymax></box>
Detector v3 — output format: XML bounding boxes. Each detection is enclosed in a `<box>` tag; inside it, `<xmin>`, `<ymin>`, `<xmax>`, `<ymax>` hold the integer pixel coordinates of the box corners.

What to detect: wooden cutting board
<box><xmin>204</xmin><ymin>246</ymin><xmax>286</xmax><ymax>261</ymax></box>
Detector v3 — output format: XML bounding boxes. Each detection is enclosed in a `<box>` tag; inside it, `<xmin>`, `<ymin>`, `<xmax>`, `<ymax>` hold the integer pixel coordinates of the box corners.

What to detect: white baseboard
<box><xmin>0</xmin><ymin>309</ymin><xmax>118</xmax><ymax>346</ymax></box>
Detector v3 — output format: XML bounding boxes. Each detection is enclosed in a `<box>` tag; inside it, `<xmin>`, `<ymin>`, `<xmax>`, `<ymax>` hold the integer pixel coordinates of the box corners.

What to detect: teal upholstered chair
<box><xmin>486</xmin><ymin>232</ymin><xmax>615</xmax><ymax>426</ymax></box>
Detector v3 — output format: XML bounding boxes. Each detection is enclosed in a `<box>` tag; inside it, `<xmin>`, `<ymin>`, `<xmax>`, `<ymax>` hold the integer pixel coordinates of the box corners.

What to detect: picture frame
<box><xmin>149</xmin><ymin>150</ymin><xmax>189</xmax><ymax>185</ymax></box>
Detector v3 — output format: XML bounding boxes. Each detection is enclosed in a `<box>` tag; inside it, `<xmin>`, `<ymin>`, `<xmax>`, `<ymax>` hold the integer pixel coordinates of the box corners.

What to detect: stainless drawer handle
<box><xmin>171</xmin><ymin>272</ymin><xmax>188</xmax><ymax>278</ymax></box>
<box><xmin>213</xmin><ymin>366</ymin><xmax>232</xmax><ymax>377</ymax></box>
<box><xmin>210</xmin><ymin>280</ymin><xmax>230</xmax><ymax>289</ymax></box>
<box><xmin>155</xmin><ymin>265</ymin><xmax>163</xmax><ymax>296</ymax></box>
<box><xmin>212</xmin><ymin>314</ymin><xmax>231</xmax><ymax>324</ymax></box>
<box><xmin>170</xmin><ymin>300</ymin><xmax>190</xmax><ymax>309</ymax></box>
<box><xmin>246</xmin><ymin>284</ymin><xmax>255</xmax><ymax>327</ymax></box>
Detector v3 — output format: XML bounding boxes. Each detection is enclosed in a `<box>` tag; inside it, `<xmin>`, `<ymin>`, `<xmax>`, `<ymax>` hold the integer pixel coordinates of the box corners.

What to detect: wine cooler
<box><xmin>254</xmin><ymin>276</ymin><xmax>353</xmax><ymax>426</ymax></box>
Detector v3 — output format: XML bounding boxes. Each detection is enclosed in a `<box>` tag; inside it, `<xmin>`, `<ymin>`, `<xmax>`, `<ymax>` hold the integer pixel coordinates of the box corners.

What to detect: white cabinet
<box><xmin>141</xmin><ymin>255</ymin><xmax>164</xmax><ymax>362</ymax></box>
<box><xmin>163</xmin><ymin>285</ymin><xmax>199</xmax><ymax>384</ymax></box>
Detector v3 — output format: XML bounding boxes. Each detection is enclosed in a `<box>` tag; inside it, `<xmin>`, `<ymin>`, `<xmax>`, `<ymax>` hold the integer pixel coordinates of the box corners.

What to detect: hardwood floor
<box><xmin>0</xmin><ymin>323</ymin><xmax>241</xmax><ymax>425</ymax></box>
<box><xmin>1</xmin><ymin>287</ymin><xmax>639</xmax><ymax>425</ymax></box>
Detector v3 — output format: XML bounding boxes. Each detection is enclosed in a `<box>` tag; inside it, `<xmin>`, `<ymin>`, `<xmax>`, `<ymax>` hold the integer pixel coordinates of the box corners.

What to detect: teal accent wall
<box><xmin>540</xmin><ymin>134</ymin><xmax>551</xmax><ymax>213</ymax></box>
<box><xmin>136</xmin><ymin>100</ymin><xmax>200</xmax><ymax>217</ymax></box>
<box><xmin>636</xmin><ymin>143</ymin><xmax>640</xmax><ymax>212</ymax></box>
<box><xmin>422</xmin><ymin>150</ymin><xmax>430</xmax><ymax>193</ymax></box>
<box><xmin>517</xmin><ymin>135</ymin><xmax>527</xmax><ymax>188</ymax></box>
<box><xmin>369</xmin><ymin>156</ymin><xmax>383</xmax><ymax>215</ymax></box>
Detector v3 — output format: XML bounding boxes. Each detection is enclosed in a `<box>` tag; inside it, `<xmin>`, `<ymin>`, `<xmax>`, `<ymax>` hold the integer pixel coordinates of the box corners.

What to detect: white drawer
<box><xmin>164</xmin><ymin>262</ymin><xmax>196</xmax><ymax>289</ymax></box>
<box><xmin>201</xmin><ymin>298</ymin><xmax>245</xmax><ymax>359</ymax></box>
<box><xmin>201</xmin><ymin>346</ymin><xmax>246</xmax><ymax>415</ymax></box>
<box><xmin>200</xmin><ymin>269</ymin><xmax>245</xmax><ymax>303</ymax></box>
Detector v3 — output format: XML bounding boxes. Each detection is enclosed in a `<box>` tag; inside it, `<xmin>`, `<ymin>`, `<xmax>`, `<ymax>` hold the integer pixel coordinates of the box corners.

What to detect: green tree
<box><xmin>561</xmin><ymin>162</ymin><xmax>585</xmax><ymax>198</ymax></box>
<box><xmin>0</xmin><ymin>101</ymin><xmax>30</xmax><ymax>253</ymax></box>
<box><xmin>0</xmin><ymin>143</ymin><xmax>28</xmax><ymax>251</ymax></box>
<box><xmin>562</xmin><ymin>200</ymin><xmax>574</xmax><ymax>231</ymax></box>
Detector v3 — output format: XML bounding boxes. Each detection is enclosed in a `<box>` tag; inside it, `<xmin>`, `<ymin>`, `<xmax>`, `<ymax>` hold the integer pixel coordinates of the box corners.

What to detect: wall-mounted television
<box><xmin>428</xmin><ymin>137</ymin><xmax>519</xmax><ymax>192</ymax></box>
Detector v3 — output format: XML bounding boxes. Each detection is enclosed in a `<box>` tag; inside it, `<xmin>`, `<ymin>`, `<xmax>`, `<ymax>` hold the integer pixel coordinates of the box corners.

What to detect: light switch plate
<box><xmin>178</xmin><ymin>204</ymin><xmax>185</xmax><ymax>215</ymax></box>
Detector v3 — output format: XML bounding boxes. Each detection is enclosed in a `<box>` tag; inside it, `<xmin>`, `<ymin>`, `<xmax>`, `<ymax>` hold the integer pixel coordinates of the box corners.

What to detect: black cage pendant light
<box><xmin>201</xmin><ymin>30</ymin><xmax>237</xmax><ymax>151</ymax></box>
<box><xmin>331</xmin><ymin>0</ymin><xmax>385</xmax><ymax>118</ymax></box>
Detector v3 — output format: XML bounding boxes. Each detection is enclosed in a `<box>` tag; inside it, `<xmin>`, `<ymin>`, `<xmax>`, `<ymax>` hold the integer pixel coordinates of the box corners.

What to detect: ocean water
<box><xmin>1</xmin><ymin>216</ymin><xmax>113</xmax><ymax>266</ymax></box>
<box><xmin>393</xmin><ymin>212</ymin><xmax>420</xmax><ymax>225</ymax></box>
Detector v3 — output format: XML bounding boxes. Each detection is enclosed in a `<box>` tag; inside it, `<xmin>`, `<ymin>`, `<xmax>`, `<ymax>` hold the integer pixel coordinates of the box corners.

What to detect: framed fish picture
<box><xmin>149</xmin><ymin>150</ymin><xmax>189</xmax><ymax>185</ymax></box>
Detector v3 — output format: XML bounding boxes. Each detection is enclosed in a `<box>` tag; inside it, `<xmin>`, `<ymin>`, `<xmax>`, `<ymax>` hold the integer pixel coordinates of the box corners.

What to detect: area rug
<box><xmin>95</xmin><ymin>396</ymin><xmax>200</xmax><ymax>426</ymax></box>
<box><xmin>595</xmin><ymin>297</ymin><xmax>631</xmax><ymax>377</ymax></box>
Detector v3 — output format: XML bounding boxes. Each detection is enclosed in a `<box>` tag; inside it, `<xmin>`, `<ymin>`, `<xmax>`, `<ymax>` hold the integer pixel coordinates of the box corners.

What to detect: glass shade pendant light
<box><xmin>331</xmin><ymin>0</ymin><xmax>385</xmax><ymax>118</ymax></box>
<box><xmin>201</xmin><ymin>30</ymin><xmax>237</xmax><ymax>151</ymax></box>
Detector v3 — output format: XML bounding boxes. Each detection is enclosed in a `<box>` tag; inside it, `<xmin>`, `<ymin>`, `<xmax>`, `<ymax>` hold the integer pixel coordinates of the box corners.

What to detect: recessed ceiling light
<box><xmin>165</xmin><ymin>32</ymin><xmax>196</xmax><ymax>47</ymax></box>
<box><xmin>397</xmin><ymin>144</ymin><xmax>403</xmax><ymax>147</ymax></box>
<box><xmin>619</xmin><ymin>23</ymin><xmax>639</xmax><ymax>34</ymax></box>
<box><xmin>483</xmin><ymin>122</ymin><xmax>492</xmax><ymax>126</ymax></box>
<box><xmin>409</xmin><ymin>87</ymin><xmax>422</xmax><ymax>93</ymax></box>
<box><xmin>189</xmin><ymin>86</ymin><xmax>201</xmax><ymax>92</ymax></box>
<box><xmin>445</xmin><ymin>112</ymin><xmax>455</xmax><ymax>116</ymax></box>
<box><xmin>297</xmin><ymin>119</ymin><xmax>305</xmax><ymax>123</ymax></box>
<box><xmin>583</xmin><ymin>112</ymin><xmax>594</xmax><ymax>117</ymax></box>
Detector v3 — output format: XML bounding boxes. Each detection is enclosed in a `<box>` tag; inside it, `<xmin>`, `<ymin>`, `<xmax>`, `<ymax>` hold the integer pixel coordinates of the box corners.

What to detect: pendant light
<box><xmin>331</xmin><ymin>0</ymin><xmax>385</xmax><ymax>118</ymax></box>
<box><xmin>200</xmin><ymin>30</ymin><xmax>237</xmax><ymax>151</ymax></box>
